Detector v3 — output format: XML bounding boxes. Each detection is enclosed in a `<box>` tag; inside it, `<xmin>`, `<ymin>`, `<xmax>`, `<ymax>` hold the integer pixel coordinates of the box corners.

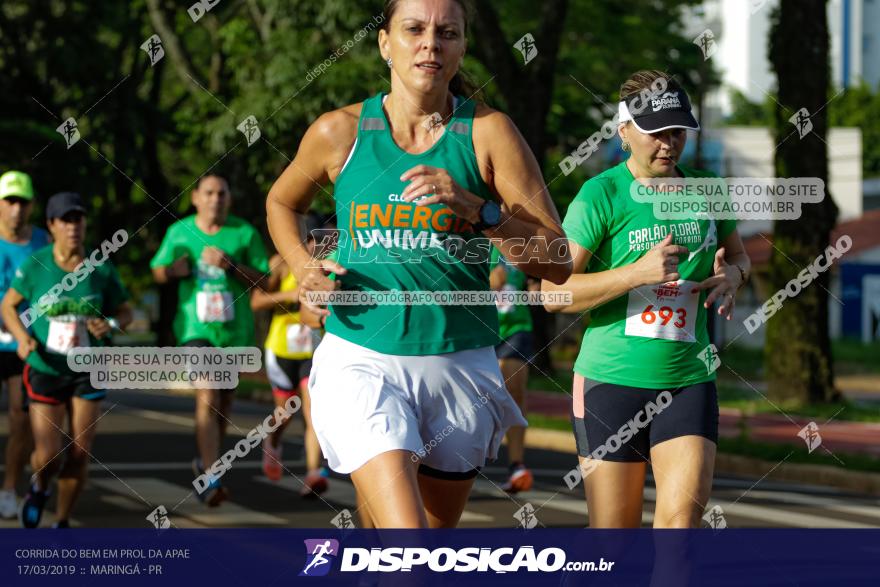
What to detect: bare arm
<box><xmin>266</xmin><ymin>109</ymin><xmax>355</xmax><ymax>315</ymax></box>
<box><xmin>489</xmin><ymin>265</ymin><xmax>507</xmax><ymax>291</ymax></box>
<box><xmin>251</xmin><ymin>256</ymin><xmax>298</xmax><ymax>312</ymax></box>
<box><xmin>152</xmin><ymin>255</ymin><xmax>191</xmax><ymax>285</ymax></box>
<box><xmin>226</xmin><ymin>262</ymin><xmax>269</xmax><ymax>291</ymax></box>
<box><xmin>1</xmin><ymin>288</ymin><xmax>37</xmax><ymax>359</ymax></box>
<box><xmin>1</xmin><ymin>288</ymin><xmax>31</xmax><ymax>347</ymax></box>
<box><xmin>478</xmin><ymin>111</ymin><xmax>572</xmax><ymax>284</ymax></box>
<box><xmin>85</xmin><ymin>301</ymin><xmax>134</xmax><ymax>340</ymax></box>
<box><xmin>114</xmin><ymin>302</ymin><xmax>134</xmax><ymax>330</ymax></box>
<box><xmin>542</xmin><ymin>242</ymin><xmax>641</xmax><ymax>313</ymax></box>
<box><xmin>299</xmin><ymin>303</ymin><xmax>324</xmax><ymax>329</ymax></box>
<box><xmin>722</xmin><ymin>229</ymin><xmax>751</xmax><ymax>282</ymax></box>
<box><xmin>694</xmin><ymin>228</ymin><xmax>751</xmax><ymax>319</ymax></box>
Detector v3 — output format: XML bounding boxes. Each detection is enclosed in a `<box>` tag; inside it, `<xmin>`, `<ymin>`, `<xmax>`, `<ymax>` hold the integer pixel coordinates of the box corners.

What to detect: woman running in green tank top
<box><xmin>266</xmin><ymin>0</ymin><xmax>571</xmax><ymax>529</ymax></box>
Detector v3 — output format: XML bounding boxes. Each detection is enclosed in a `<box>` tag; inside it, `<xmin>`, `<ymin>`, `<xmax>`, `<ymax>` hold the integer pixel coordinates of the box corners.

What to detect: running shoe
<box><xmin>0</xmin><ymin>489</ymin><xmax>17</xmax><ymax>520</ymax></box>
<box><xmin>501</xmin><ymin>463</ymin><xmax>533</xmax><ymax>494</ymax></box>
<box><xmin>262</xmin><ymin>438</ymin><xmax>283</xmax><ymax>482</ymax></box>
<box><xmin>20</xmin><ymin>484</ymin><xmax>48</xmax><ymax>528</ymax></box>
<box><xmin>299</xmin><ymin>468</ymin><xmax>329</xmax><ymax>498</ymax></box>
<box><xmin>191</xmin><ymin>458</ymin><xmax>229</xmax><ymax>508</ymax></box>
<box><xmin>52</xmin><ymin>519</ymin><xmax>70</xmax><ymax>529</ymax></box>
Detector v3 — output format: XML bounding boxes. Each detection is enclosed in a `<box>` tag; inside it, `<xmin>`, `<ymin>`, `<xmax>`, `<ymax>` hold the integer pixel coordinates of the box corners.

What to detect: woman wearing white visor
<box><xmin>544</xmin><ymin>70</ymin><xmax>751</xmax><ymax>528</ymax></box>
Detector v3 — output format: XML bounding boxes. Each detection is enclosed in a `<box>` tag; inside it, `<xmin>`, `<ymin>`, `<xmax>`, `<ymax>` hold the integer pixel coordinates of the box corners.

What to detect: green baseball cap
<box><xmin>0</xmin><ymin>171</ymin><xmax>34</xmax><ymax>200</ymax></box>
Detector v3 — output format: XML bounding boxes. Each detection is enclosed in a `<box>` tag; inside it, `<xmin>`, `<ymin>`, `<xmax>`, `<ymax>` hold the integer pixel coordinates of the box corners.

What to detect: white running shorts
<box><xmin>308</xmin><ymin>332</ymin><xmax>528</xmax><ymax>475</ymax></box>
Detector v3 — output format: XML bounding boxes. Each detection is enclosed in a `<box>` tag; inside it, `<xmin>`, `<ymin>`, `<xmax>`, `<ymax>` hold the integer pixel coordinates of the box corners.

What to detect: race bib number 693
<box><xmin>624</xmin><ymin>280</ymin><xmax>699</xmax><ymax>343</ymax></box>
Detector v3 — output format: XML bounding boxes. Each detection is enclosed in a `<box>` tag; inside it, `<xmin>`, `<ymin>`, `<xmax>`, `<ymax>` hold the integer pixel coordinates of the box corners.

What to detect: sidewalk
<box><xmin>526</xmin><ymin>377</ymin><xmax>880</xmax><ymax>459</ymax></box>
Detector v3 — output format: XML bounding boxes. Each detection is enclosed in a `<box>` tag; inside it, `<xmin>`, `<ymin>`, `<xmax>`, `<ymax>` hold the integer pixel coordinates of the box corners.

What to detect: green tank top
<box><xmin>327</xmin><ymin>92</ymin><xmax>498</xmax><ymax>355</ymax></box>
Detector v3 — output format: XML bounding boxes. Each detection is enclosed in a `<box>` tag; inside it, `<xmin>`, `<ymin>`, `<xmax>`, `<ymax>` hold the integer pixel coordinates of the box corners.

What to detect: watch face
<box><xmin>482</xmin><ymin>201</ymin><xmax>502</xmax><ymax>225</ymax></box>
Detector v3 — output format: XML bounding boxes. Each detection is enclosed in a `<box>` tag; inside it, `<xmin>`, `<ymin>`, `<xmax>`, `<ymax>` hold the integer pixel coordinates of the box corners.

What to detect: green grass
<box><xmin>717</xmin><ymin>383</ymin><xmax>880</xmax><ymax>423</ymax></box>
<box><xmin>717</xmin><ymin>339</ymin><xmax>880</xmax><ymax>378</ymax></box>
<box><xmin>528</xmin><ymin>370</ymin><xmax>573</xmax><ymax>394</ymax></box>
<box><xmin>717</xmin><ymin>436</ymin><xmax>880</xmax><ymax>474</ymax></box>
<box><xmin>833</xmin><ymin>338</ymin><xmax>880</xmax><ymax>374</ymax></box>
<box><xmin>526</xmin><ymin>413</ymin><xmax>572</xmax><ymax>432</ymax></box>
<box><xmin>236</xmin><ymin>377</ymin><xmax>271</xmax><ymax>398</ymax></box>
<box><xmin>717</xmin><ymin>345</ymin><xmax>764</xmax><ymax>380</ymax></box>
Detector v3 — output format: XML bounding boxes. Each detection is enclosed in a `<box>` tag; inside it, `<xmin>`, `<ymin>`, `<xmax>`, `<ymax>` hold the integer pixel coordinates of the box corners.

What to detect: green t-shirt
<box><xmin>10</xmin><ymin>245</ymin><xmax>129</xmax><ymax>376</ymax></box>
<box><xmin>490</xmin><ymin>247</ymin><xmax>532</xmax><ymax>340</ymax></box>
<box><xmin>149</xmin><ymin>215</ymin><xmax>270</xmax><ymax>347</ymax></box>
<box><xmin>562</xmin><ymin>161</ymin><xmax>736</xmax><ymax>389</ymax></box>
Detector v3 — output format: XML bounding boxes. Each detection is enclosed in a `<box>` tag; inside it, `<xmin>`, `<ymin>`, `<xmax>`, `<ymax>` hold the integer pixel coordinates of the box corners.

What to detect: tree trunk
<box><xmin>141</xmin><ymin>60</ymin><xmax>177</xmax><ymax>346</ymax></box>
<box><xmin>471</xmin><ymin>0</ymin><xmax>569</xmax><ymax>373</ymax></box>
<box><xmin>766</xmin><ymin>0</ymin><xmax>837</xmax><ymax>403</ymax></box>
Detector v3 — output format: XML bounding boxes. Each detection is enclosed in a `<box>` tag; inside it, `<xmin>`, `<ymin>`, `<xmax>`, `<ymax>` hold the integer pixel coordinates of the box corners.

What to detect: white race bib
<box><xmin>624</xmin><ymin>280</ymin><xmax>699</xmax><ymax>343</ymax></box>
<box><xmin>286</xmin><ymin>324</ymin><xmax>316</xmax><ymax>355</ymax></box>
<box><xmin>196</xmin><ymin>291</ymin><xmax>234</xmax><ymax>323</ymax></box>
<box><xmin>46</xmin><ymin>318</ymin><xmax>90</xmax><ymax>354</ymax></box>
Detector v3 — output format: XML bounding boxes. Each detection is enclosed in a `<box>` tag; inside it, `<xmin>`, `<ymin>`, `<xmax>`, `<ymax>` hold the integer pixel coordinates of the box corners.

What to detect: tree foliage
<box><xmin>727</xmin><ymin>84</ymin><xmax>880</xmax><ymax>178</ymax></box>
<box><xmin>2</xmin><ymin>0</ymin><xmax>715</xmax><ymax>354</ymax></box>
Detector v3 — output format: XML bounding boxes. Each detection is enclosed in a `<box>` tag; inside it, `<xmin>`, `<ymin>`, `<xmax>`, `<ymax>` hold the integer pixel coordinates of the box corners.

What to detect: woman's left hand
<box><xmin>86</xmin><ymin>318</ymin><xmax>112</xmax><ymax>339</ymax></box>
<box><xmin>693</xmin><ymin>247</ymin><xmax>742</xmax><ymax>320</ymax></box>
<box><xmin>400</xmin><ymin>165</ymin><xmax>484</xmax><ymax>223</ymax></box>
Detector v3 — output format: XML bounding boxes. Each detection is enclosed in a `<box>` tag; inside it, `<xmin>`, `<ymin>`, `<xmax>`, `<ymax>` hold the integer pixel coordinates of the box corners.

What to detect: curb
<box><xmin>523</xmin><ymin>427</ymin><xmax>880</xmax><ymax>497</ymax></box>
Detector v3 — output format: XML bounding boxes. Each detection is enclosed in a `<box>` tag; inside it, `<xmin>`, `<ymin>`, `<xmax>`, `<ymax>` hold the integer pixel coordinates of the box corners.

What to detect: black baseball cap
<box><xmin>46</xmin><ymin>192</ymin><xmax>87</xmax><ymax>220</ymax></box>
<box><xmin>618</xmin><ymin>78</ymin><xmax>700</xmax><ymax>133</ymax></box>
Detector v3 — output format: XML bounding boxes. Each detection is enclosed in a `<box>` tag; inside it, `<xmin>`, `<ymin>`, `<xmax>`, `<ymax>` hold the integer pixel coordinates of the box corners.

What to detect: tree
<box><xmin>766</xmin><ymin>0</ymin><xmax>838</xmax><ymax>403</ymax></box>
<box><xmin>3</xmin><ymin>0</ymin><xmax>719</xmax><ymax>358</ymax></box>
<box><xmin>727</xmin><ymin>85</ymin><xmax>880</xmax><ymax>179</ymax></box>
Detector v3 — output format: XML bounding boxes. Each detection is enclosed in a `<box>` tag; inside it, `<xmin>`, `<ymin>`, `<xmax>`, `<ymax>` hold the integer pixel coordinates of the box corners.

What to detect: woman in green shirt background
<box><xmin>544</xmin><ymin>70</ymin><xmax>751</xmax><ymax>528</ymax></box>
<box><xmin>1</xmin><ymin>192</ymin><xmax>132</xmax><ymax>528</ymax></box>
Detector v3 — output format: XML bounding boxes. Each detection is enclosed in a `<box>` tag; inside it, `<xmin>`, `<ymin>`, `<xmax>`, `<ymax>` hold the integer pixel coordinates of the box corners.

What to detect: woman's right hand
<box><xmin>297</xmin><ymin>258</ymin><xmax>347</xmax><ymax>318</ymax></box>
<box><xmin>630</xmin><ymin>233</ymin><xmax>689</xmax><ymax>286</ymax></box>
<box><xmin>16</xmin><ymin>336</ymin><xmax>37</xmax><ymax>361</ymax></box>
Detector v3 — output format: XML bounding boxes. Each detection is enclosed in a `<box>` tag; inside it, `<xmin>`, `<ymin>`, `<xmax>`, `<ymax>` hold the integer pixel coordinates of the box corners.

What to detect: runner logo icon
<box><xmin>300</xmin><ymin>539</ymin><xmax>339</xmax><ymax>577</ymax></box>
<box><xmin>798</xmin><ymin>422</ymin><xmax>822</xmax><ymax>453</ymax></box>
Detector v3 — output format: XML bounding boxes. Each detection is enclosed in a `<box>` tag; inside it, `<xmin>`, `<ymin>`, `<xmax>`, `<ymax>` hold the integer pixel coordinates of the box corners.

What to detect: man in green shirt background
<box><xmin>150</xmin><ymin>174</ymin><xmax>270</xmax><ymax>507</ymax></box>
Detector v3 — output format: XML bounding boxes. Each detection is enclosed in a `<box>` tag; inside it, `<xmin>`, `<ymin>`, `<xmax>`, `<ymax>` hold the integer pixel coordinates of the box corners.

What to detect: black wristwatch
<box><xmin>472</xmin><ymin>200</ymin><xmax>502</xmax><ymax>232</ymax></box>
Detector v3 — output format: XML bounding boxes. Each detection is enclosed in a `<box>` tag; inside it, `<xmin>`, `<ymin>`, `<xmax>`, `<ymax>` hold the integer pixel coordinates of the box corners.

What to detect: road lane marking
<box><xmin>91</xmin><ymin>477</ymin><xmax>287</xmax><ymax>526</ymax></box>
<box><xmin>471</xmin><ymin>479</ymin><xmax>653</xmax><ymax>525</ymax></box>
<box><xmin>253</xmin><ymin>476</ymin><xmax>493</xmax><ymax>523</ymax></box>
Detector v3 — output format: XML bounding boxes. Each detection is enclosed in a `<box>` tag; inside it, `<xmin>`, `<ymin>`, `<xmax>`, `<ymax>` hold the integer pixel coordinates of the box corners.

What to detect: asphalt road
<box><xmin>1</xmin><ymin>389</ymin><xmax>878</xmax><ymax>530</ymax></box>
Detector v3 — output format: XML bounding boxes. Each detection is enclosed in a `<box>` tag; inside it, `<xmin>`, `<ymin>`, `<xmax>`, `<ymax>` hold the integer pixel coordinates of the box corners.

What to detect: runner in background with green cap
<box><xmin>490</xmin><ymin>247</ymin><xmax>536</xmax><ymax>493</ymax></box>
<box><xmin>150</xmin><ymin>174</ymin><xmax>270</xmax><ymax>507</ymax></box>
<box><xmin>0</xmin><ymin>170</ymin><xmax>49</xmax><ymax>520</ymax></box>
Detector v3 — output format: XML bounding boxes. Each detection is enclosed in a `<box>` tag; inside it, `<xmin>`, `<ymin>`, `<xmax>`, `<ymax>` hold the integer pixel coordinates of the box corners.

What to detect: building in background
<box><xmin>677</xmin><ymin>1</ymin><xmax>879</xmax><ymax>346</ymax></box>
<box><xmin>688</xmin><ymin>0</ymin><xmax>880</xmax><ymax>119</ymax></box>
<box><xmin>720</xmin><ymin>210</ymin><xmax>880</xmax><ymax>347</ymax></box>
<box><xmin>685</xmin><ymin>127</ymin><xmax>863</xmax><ymax>234</ymax></box>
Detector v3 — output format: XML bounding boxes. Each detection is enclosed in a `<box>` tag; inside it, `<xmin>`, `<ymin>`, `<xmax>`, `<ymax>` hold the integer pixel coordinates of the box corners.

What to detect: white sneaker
<box><xmin>0</xmin><ymin>489</ymin><xmax>18</xmax><ymax>520</ymax></box>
